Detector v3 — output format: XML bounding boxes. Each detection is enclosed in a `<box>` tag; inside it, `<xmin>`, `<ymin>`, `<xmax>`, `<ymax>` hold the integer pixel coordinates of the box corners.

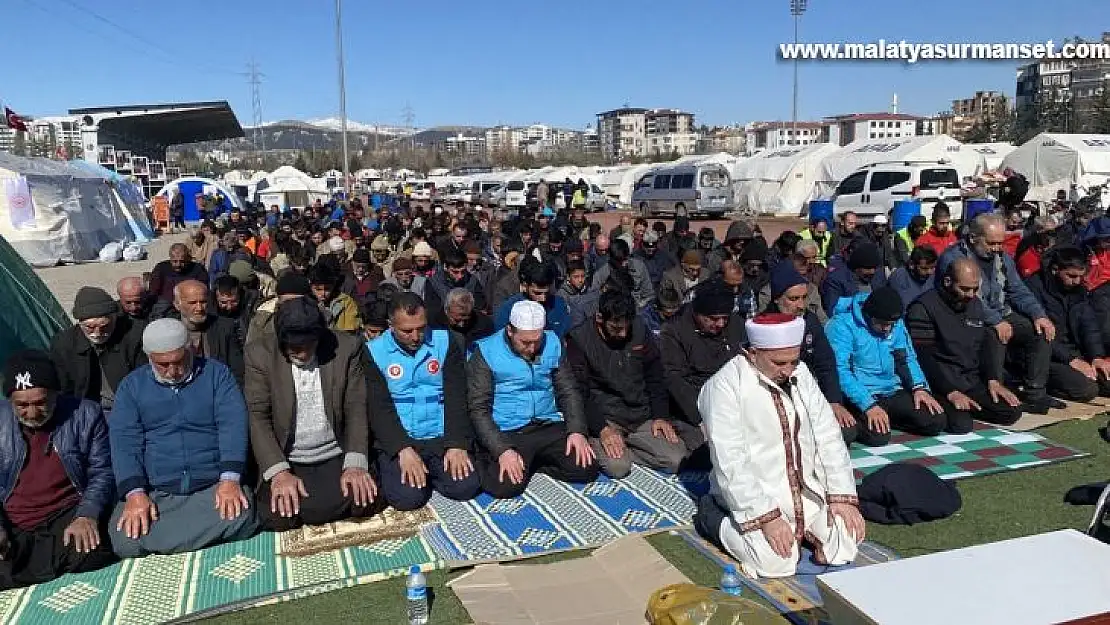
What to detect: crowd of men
<box><xmin>4</xmin><ymin>188</ymin><xmax>1110</xmax><ymax>587</ymax></box>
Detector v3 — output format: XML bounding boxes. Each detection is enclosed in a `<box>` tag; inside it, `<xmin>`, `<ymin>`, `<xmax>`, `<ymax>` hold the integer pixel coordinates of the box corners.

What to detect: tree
<box><xmin>960</xmin><ymin>113</ymin><xmax>997</xmax><ymax>143</ymax></box>
<box><xmin>294</xmin><ymin>152</ymin><xmax>309</xmax><ymax>172</ymax></box>
<box><xmin>348</xmin><ymin>152</ymin><xmax>363</xmax><ymax>173</ymax></box>
<box><xmin>1086</xmin><ymin>83</ymin><xmax>1110</xmax><ymax>134</ymax></box>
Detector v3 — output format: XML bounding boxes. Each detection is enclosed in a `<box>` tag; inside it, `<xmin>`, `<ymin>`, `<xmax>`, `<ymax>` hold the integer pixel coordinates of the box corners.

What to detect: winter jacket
<box><xmin>936</xmin><ymin>241</ymin><xmax>1045</xmax><ymax>326</ymax></box>
<box><xmin>340</xmin><ymin>267</ymin><xmax>385</xmax><ymax>306</ymax></box>
<box><xmin>162</xmin><ymin>310</ymin><xmax>245</xmax><ymax>388</ymax></box>
<box><xmin>635</xmin><ymin>249</ymin><xmax>677</xmax><ymax>289</ymax></box>
<box><xmin>566</xmin><ymin>319</ymin><xmax>668</xmax><ymax>435</ymax></box>
<box><xmin>148</xmin><ymin>260</ymin><xmax>209</xmax><ymax>302</ymax></box>
<box><xmin>1027</xmin><ymin>274</ymin><xmax>1106</xmax><ymax>363</ymax></box>
<box><xmin>658</xmin><ymin>308</ymin><xmax>747</xmax><ymax>425</ymax></box>
<box><xmin>887</xmin><ymin>267</ymin><xmax>932</xmax><ymax>311</ymax></box>
<box><xmin>825</xmin><ymin>293</ymin><xmax>929</xmax><ymax>411</ymax></box>
<box><xmin>466</xmin><ymin>330</ymin><xmax>585</xmax><ymax>457</ymax></box>
<box><xmin>50</xmin><ymin>317</ymin><xmax>147</xmax><ymax>405</ymax></box>
<box><xmin>915</xmin><ymin>227</ymin><xmax>958</xmax><ymax>257</ymax></box>
<box><xmin>660</xmin><ymin>266</ymin><xmax>708</xmax><ymax>303</ymax></box>
<box><xmin>0</xmin><ymin>396</ymin><xmax>115</xmax><ymax>522</ymax></box>
<box><xmin>757</xmin><ymin>281</ymin><xmax>826</xmax><ymax>324</ymax></box>
<box><xmin>819</xmin><ymin>263</ymin><xmax>888</xmax><ymax>318</ymax></box>
<box><xmin>110</xmin><ymin>358</ymin><xmax>248</xmax><ymax>496</ymax></box>
<box><xmin>905</xmin><ymin>289</ymin><xmax>999</xmax><ymax>395</ymax></box>
<box><xmin>590</xmin><ymin>259</ymin><xmax>655</xmax><ymax>309</ymax></box>
<box><xmin>765</xmin><ymin>304</ymin><xmax>841</xmax><ymax>404</ymax></box>
<box><xmin>495</xmin><ymin>293</ymin><xmax>573</xmax><ymax>339</ymax></box>
<box><xmin>427</xmin><ymin>269</ymin><xmax>487</xmax><ymax>314</ymax></box>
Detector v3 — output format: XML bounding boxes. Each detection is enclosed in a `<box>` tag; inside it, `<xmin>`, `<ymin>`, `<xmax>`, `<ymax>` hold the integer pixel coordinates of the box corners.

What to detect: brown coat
<box><xmin>244</xmin><ymin>329</ymin><xmax>371</xmax><ymax>479</ymax></box>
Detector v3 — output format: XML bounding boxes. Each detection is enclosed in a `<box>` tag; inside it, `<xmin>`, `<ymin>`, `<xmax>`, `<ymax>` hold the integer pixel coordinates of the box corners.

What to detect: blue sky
<box><xmin>0</xmin><ymin>0</ymin><xmax>1104</xmax><ymax>129</ymax></box>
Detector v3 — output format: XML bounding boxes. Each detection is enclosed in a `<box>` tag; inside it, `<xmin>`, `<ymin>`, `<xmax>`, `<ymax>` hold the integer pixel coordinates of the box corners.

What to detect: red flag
<box><xmin>4</xmin><ymin>107</ymin><xmax>28</xmax><ymax>132</ymax></box>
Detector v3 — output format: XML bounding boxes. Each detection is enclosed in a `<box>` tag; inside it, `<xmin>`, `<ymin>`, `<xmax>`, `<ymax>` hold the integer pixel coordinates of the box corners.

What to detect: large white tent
<box><xmin>599</xmin><ymin>164</ymin><xmax>657</xmax><ymax>207</ymax></box>
<box><xmin>731</xmin><ymin>143</ymin><xmax>841</xmax><ymax>216</ymax></box>
<box><xmin>998</xmin><ymin>133</ymin><xmax>1110</xmax><ymax>203</ymax></box>
<box><xmin>966</xmin><ymin>143</ymin><xmax>1017</xmax><ymax>171</ymax></box>
<box><xmin>0</xmin><ymin>153</ymin><xmax>134</xmax><ymax>267</ymax></box>
<box><xmin>816</xmin><ymin>135</ymin><xmax>986</xmax><ymax>196</ymax></box>
<box><xmin>253</xmin><ymin>166</ymin><xmax>330</xmax><ymax>209</ymax></box>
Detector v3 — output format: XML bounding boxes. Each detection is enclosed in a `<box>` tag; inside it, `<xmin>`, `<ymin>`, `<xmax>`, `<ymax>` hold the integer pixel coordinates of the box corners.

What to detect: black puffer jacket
<box><xmin>658</xmin><ymin>308</ymin><xmax>746</xmax><ymax>425</ymax></box>
<box><xmin>162</xmin><ymin>310</ymin><xmax>245</xmax><ymax>388</ymax></box>
<box><xmin>905</xmin><ymin>289</ymin><xmax>998</xmax><ymax>395</ymax></box>
<box><xmin>50</xmin><ymin>316</ymin><xmax>147</xmax><ymax>404</ymax></box>
<box><xmin>565</xmin><ymin>319</ymin><xmax>668</xmax><ymax>435</ymax></box>
<box><xmin>1027</xmin><ymin>274</ymin><xmax>1106</xmax><ymax>363</ymax></box>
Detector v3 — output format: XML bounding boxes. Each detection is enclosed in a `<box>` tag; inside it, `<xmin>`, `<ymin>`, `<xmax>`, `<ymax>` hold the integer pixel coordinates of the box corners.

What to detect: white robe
<box><xmin>697</xmin><ymin>355</ymin><xmax>860</xmax><ymax>578</ymax></box>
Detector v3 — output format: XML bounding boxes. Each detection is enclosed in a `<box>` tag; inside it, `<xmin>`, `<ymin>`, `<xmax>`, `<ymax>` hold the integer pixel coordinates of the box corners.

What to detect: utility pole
<box><xmin>402</xmin><ymin>103</ymin><xmax>416</xmax><ymax>154</ymax></box>
<box><xmin>247</xmin><ymin>60</ymin><xmax>266</xmax><ymax>153</ymax></box>
<box><xmin>334</xmin><ymin>0</ymin><xmax>351</xmax><ymax>198</ymax></box>
<box><xmin>790</xmin><ymin>0</ymin><xmax>807</xmax><ymax>146</ymax></box>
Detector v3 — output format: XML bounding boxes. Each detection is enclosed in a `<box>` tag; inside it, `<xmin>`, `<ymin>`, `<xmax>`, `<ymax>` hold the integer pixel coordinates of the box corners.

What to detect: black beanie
<box><xmin>274</xmin><ymin>297</ymin><xmax>325</xmax><ymax>347</ymax></box>
<box><xmin>72</xmin><ymin>286</ymin><xmax>119</xmax><ymax>320</ymax></box>
<box><xmin>3</xmin><ymin>349</ymin><xmax>60</xmax><ymax>396</ymax></box>
<box><xmin>848</xmin><ymin>242</ymin><xmax>882</xmax><ymax>270</ymax></box>
<box><xmin>352</xmin><ymin>248</ymin><xmax>372</xmax><ymax>264</ymax></box>
<box><xmin>739</xmin><ymin>238</ymin><xmax>768</xmax><ymax>263</ymax></box>
<box><xmin>693</xmin><ymin>281</ymin><xmax>735</xmax><ymax>316</ymax></box>
<box><xmin>276</xmin><ymin>272</ymin><xmax>313</xmax><ymax>297</ymax></box>
<box><xmin>862</xmin><ymin>286</ymin><xmax>904</xmax><ymax>323</ymax></box>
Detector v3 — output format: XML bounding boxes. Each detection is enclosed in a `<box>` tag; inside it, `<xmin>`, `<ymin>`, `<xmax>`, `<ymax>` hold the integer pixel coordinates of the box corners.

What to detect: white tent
<box><xmin>999</xmin><ymin>133</ymin><xmax>1110</xmax><ymax>203</ymax></box>
<box><xmin>966</xmin><ymin>143</ymin><xmax>1017</xmax><ymax>171</ymax></box>
<box><xmin>253</xmin><ymin>166</ymin><xmax>329</xmax><ymax>209</ymax></box>
<box><xmin>0</xmin><ymin>153</ymin><xmax>134</xmax><ymax>267</ymax></box>
<box><xmin>816</xmin><ymin>135</ymin><xmax>986</xmax><ymax>196</ymax></box>
<box><xmin>730</xmin><ymin>143</ymin><xmax>841</xmax><ymax>216</ymax></box>
<box><xmin>598</xmin><ymin>164</ymin><xmax>657</xmax><ymax>207</ymax></box>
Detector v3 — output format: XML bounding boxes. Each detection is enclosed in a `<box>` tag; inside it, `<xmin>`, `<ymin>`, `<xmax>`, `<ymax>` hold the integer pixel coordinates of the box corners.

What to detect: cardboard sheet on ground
<box><xmin>1006</xmin><ymin>396</ymin><xmax>1110</xmax><ymax>431</ymax></box>
<box><xmin>449</xmin><ymin>534</ymin><xmax>690</xmax><ymax>624</ymax></box>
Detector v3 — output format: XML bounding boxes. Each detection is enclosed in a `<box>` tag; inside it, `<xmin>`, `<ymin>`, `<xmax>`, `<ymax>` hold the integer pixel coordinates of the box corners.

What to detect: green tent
<box><xmin>0</xmin><ymin>233</ymin><xmax>68</xmax><ymax>395</ymax></box>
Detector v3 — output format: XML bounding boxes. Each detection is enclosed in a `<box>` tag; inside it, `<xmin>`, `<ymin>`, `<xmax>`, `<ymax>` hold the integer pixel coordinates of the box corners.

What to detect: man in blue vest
<box><xmin>367</xmin><ymin>292</ymin><xmax>481</xmax><ymax>510</ymax></box>
<box><xmin>468</xmin><ymin>300</ymin><xmax>598</xmax><ymax>499</ymax></box>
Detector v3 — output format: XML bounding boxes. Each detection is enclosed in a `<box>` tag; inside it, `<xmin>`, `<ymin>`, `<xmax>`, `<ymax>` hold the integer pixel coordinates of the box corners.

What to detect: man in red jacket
<box><xmin>915</xmin><ymin>203</ymin><xmax>958</xmax><ymax>256</ymax></box>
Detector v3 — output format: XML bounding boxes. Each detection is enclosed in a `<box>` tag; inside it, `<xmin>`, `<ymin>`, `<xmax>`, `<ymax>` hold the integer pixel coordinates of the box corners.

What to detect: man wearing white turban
<box><xmin>694</xmin><ymin>313</ymin><xmax>865</xmax><ymax>578</ymax></box>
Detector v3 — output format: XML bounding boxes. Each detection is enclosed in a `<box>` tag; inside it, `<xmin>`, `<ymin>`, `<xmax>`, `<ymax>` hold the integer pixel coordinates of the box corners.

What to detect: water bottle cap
<box><xmin>724</xmin><ymin>564</ymin><xmax>737</xmax><ymax>574</ymax></box>
<box><xmin>409</xmin><ymin>565</ymin><xmax>421</xmax><ymax>574</ymax></box>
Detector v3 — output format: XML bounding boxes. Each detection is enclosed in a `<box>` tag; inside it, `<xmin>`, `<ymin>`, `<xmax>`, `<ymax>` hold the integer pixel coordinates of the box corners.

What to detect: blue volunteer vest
<box><xmin>368</xmin><ymin>329</ymin><xmax>451</xmax><ymax>440</ymax></box>
<box><xmin>475</xmin><ymin>329</ymin><xmax>563</xmax><ymax>432</ymax></box>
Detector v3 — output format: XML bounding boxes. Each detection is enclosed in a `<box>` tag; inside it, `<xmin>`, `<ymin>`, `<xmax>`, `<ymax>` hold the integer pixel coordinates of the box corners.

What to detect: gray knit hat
<box><xmin>142</xmin><ymin>318</ymin><xmax>189</xmax><ymax>355</ymax></box>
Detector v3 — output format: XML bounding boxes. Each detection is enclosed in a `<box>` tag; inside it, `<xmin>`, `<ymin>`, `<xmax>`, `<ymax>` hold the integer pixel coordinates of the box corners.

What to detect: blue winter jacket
<box><xmin>109</xmin><ymin>357</ymin><xmax>249</xmax><ymax>496</ymax></box>
<box><xmin>495</xmin><ymin>293</ymin><xmax>573</xmax><ymax>339</ymax></box>
<box><xmin>0</xmin><ymin>396</ymin><xmax>115</xmax><ymax>521</ymax></box>
<box><xmin>935</xmin><ymin>240</ymin><xmax>1045</xmax><ymax>326</ymax></box>
<box><xmin>825</xmin><ymin>292</ymin><xmax>929</xmax><ymax>411</ymax></box>
<box><xmin>819</xmin><ymin>260</ymin><xmax>888</xmax><ymax>318</ymax></box>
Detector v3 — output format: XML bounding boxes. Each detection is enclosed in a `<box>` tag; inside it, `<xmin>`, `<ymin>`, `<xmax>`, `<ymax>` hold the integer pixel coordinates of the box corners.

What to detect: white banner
<box><xmin>4</xmin><ymin>175</ymin><xmax>35</xmax><ymax>229</ymax></box>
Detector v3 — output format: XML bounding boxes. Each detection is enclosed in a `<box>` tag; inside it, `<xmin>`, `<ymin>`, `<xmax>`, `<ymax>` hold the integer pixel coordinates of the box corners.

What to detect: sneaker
<box><xmin>1020</xmin><ymin>392</ymin><xmax>1062</xmax><ymax>414</ymax></box>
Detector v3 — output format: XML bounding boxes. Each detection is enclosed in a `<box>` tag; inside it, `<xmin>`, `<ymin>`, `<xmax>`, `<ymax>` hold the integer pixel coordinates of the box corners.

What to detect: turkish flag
<box><xmin>4</xmin><ymin>107</ymin><xmax>28</xmax><ymax>132</ymax></box>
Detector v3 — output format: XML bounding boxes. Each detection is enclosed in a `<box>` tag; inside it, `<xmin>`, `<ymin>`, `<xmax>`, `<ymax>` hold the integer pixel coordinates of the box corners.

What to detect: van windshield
<box><xmin>507</xmin><ymin>181</ymin><xmax>525</xmax><ymax>191</ymax></box>
<box><xmin>482</xmin><ymin>182</ymin><xmax>501</xmax><ymax>192</ymax></box>
<box><xmin>920</xmin><ymin>168</ymin><xmax>959</xmax><ymax>189</ymax></box>
<box><xmin>699</xmin><ymin>170</ymin><xmax>728</xmax><ymax>188</ymax></box>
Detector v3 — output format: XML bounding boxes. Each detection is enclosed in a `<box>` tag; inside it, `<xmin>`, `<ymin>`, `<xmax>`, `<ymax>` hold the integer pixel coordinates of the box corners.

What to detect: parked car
<box><xmin>631</xmin><ymin>163</ymin><xmax>734</xmax><ymax>218</ymax></box>
<box><xmin>833</xmin><ymin>161</ymin><xmax>963</xmax><ymax>219</ymax></box>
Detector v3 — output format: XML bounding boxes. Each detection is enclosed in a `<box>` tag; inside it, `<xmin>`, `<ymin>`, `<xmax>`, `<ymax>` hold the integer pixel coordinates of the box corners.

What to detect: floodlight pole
<box><xmin>790</xmin><ymin>0</ymin><xmax>807</xmax><ymax>146</ymax></box>
<box><xmin>335</xmin><ymin>0</ymin><xmax>351</xmax><ymax>199</ymax></box>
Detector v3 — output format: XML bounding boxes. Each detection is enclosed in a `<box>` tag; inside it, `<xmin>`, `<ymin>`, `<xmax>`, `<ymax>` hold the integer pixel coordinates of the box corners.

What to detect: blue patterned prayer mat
<box><xmin>423</xmin><ymin>466</ymin><xmax>706</xmax><ymax>563</ymax></box>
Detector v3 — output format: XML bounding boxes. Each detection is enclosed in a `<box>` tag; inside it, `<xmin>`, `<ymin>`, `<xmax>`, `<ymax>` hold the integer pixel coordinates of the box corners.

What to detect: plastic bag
<box><xmin>647</xmin><ymin>583</ymin><xmax>790</xmax><ymax>625</ymax></box>
<box><xmin>122</xmin><ymin>243</ymin><xmax>146</xmax><ymax>262</ymax></box>
<box><xmin>98</xmin><ymin>241</ymin><xmax>123</xmax><ymax>262</ymax></box>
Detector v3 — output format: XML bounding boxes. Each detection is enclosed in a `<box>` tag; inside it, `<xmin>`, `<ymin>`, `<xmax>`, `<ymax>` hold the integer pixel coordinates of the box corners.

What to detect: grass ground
<box><xmin>202</xmin><ymin>418</ymin><xmax>1108</xmax><ymax>624</ymax></box>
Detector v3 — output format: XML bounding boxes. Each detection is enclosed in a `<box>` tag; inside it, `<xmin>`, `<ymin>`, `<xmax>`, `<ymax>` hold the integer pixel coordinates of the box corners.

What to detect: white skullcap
<box><xmin>509</xmin><ymin>300</ymin><xmax>546</xmax><ymax>331</ymax></box>
<box><xmin>328</xmin><ymin>236</ymin><xmax>345</xmax><ymax>252</ymax></box>
<box><xmin>434</xmin><ymin>206</ymin><xmax>444</xmax><ymax>215</ymax></box>
<box><xmin>745</xmin><ymin>313</ymin><xmax>805</xmax><ymax>350</ymax></box>
<box><xmin>142</xmin><ymin>318</ymin><xmax>189</xmax><ymax>355</ymax></box>
<box><xmin>872</xmin><ymin>215</ymin><xmax>889</xmax><ymax>225</ymax></box>
<box><xmin>413</xmin><ymin>241</ymin><xmax>434</xmax><ymax>257</ymax></box>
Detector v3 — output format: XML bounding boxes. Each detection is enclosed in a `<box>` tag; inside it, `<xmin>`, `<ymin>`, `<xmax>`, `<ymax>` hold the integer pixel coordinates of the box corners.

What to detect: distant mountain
<box><xmin>181</xmin><ymin>119</ymin><xmax>484</xmax><ymax>152</ymax></box>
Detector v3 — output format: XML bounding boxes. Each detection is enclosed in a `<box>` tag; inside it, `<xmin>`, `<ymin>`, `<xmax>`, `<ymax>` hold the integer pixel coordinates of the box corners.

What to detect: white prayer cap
<box><xmin>142</xmin><ymin>318</ymin><xmax>189</xmax><ymax>355</ymax></box>
<box><xmin>872</xmin><ymin>215</ymin><xmax>889</xmax><ymax>225</ymax></box>
<box><xmin>413</xmin><ymin>242</ymin><xmax>434</xmax><ymax>258</ymax></box>
<box><xmin>327</xmin><ymin>236</ymin><xmax>345</xmax><ymax>252</ymax></box>
<box><xmin>509</xmin><ymin>300</ymin><xmax>546</xmax><ymax>331</ymax></box>
<box><xmin>434</xmin><ymin>206</ymin><xmax>444</xmax><ymax>215</ymax></box>
<box><xmin>745</xmin><ymin>313</ymin><xmax>805</xmax><ymax>350</ymax></box>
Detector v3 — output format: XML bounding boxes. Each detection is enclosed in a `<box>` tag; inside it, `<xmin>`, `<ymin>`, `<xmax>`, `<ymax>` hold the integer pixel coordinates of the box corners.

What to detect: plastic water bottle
<box><xmin>407</xmin><ymin>565</ymin><xmax>429</xmax><ymax>625</ymax></box>
<box><xmin>720</xmin><ymin>564</ymin><xmax>743</xmax><ymax>596</ymax></box>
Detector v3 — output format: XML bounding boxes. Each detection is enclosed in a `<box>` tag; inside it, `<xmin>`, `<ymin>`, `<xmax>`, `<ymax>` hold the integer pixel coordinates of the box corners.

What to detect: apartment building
<box><xmin>743</xmin><ymin>121</ymin><xmax>827</xmax><ymax>156</ymax></box>
<box><xmin>825</xmin><ymin>112</ymin><xmax>923</xmax><ymax>146</ymax></box>
<box><xmin>596</xmin><ymin>107</ymin><xmax>698</xmax><ymax>161</ymax></box>
<box><xmin>1016</xmin><ymin>32</ymin><xmax>1110</xmax><ymax>123</ymax></box>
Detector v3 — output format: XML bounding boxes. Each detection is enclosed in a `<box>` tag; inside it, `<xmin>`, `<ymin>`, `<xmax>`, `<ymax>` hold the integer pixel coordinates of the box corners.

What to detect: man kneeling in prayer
<box><xmin>695</xmin><ymin>313</ymin><xmax>865</xmax><ymax>578</ymax></box>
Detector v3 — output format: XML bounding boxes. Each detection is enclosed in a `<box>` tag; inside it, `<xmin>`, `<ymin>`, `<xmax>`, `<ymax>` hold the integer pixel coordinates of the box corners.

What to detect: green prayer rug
<box><xmin>0</xmin><ymin>531</ymin><xmax>439</xmax><ymax>624</ymax></box>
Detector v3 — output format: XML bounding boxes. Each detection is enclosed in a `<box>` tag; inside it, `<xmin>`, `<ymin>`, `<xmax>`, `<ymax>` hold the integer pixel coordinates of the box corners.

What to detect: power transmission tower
<box><xmin>402</xmin><ymin>103</ymin><xmax>415</xmax><ymax>152</ymax></box>
<box><xmin>247</xmin><ymin>60</ymin><xmax>266</xmax><ymax>153</ymax></box>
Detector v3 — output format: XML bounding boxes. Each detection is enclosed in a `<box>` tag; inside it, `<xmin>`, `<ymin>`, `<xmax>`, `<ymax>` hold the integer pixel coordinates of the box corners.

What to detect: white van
<box><xmin>409</xmin><ymin>180</ymin><xmax>436</xmax><ymax>201</ymax></box>
<box><xmin>468</xmin><ymin>179</ymin><xmax>503</xmax><ymax>204</ymax></box>
<box><xmin>631</xmin><ymin>163</ymin><xmax>733</xmax><ymax>218</ymax></box>
<box><xmin>505</xmin><ymin>178</ymin><xmax>539</xmax><ymax>208</ymax></box>
<box><xmin>833</xmin><ymin>161</ymin><xmax>963</xmax><ymax>219</ymax></box>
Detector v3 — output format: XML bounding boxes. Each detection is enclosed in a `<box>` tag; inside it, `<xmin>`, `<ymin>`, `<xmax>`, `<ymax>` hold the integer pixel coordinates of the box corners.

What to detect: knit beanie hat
<box><xmin>862</xmin><ymin>286</ymin><xmax>904</xmax><ymax>323</ymax></box>
<box><xmin>3</xmin><ymin>350</ymin><xmax>60</xmax><ymax>396</ymax></box>
<box><xmin>276</xmin><ymin>272</ymin><xmax>312</xmax><ymax>297</ymax></box>
<box><xmin>352</xmin><ymin>248</ymin><xmax>372</xmax><ymax>264</ymax></box>
<box><xmin>392</xmin><ymin>257</ymin><xmax>414</xmax><ymax>271</ymax></box>
<box><xmin>72</xmin><ymin>286</ymin><xmax>119</xmax><ymax>320</ymax></box>
<box><xmin>693</xmin><ymin>281</ymin><xmax>735</xmax><ymax>316</ymax></box>
<box><xmin>681</xmin><ymin>250</ymin><xmax>702</xmax><ymax>266</ymax></box>
<box><xmin>848</xmin><ymin>242</ymin><xmax>882</xmax><ymax>270</ymax></box>
<box><xmin>275</xmin><ymin>297</ymin><xmax>325</xmax><ymax>346</ymax></box>
<box><xmin>371</xmin><ymin>235</ymin><xmax>391</xmax><ymax>251</ymax></box>
<box><xmin>228</xmin><ymin>260</ymin><xmax>255</xmax><ymax>283</ymax></box>
<box><xmin>739</xmin><ymin>238</ymin><xmax>768</xmax><ymax>263</ymax></box>
<box><xmin>769</xmin><ymin>263</ymin><xmax>808</xmax><ymax>300</ymax></box>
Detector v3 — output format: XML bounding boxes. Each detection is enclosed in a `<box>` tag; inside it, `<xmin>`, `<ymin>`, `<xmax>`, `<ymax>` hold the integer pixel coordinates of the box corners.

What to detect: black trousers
<box><xmin>0</xmin><ymin>507</ymin><xmax>116</xmax><ymax>590</ymax></box>
<box><xmin>844</xmin><ymin>389</ymin><xmax>959</xmax><ymax>447</ymax></box>
<box><xmin>256</xmin><ymin>455</ymin><xmax>381</xmax><ymax>531</ymax></box>
<box><xmin>938</xmin><ymin>383</ymin><xmax>1022</xmax><ymax>427</ymax></box>
<box><xmin>983</xmin><ymin>313</ymin><xmax>1051</xmax><ymax>393</ymax></box>
<box><xmin>1048</xmin><ymin>362</ymin><xmax>1110</xmax><ymax>402</ymax></box>
<box><xmin>378</xmin><ymin>442</ymin><xmax>482</xmax><ymax>511</ymax></box>
<box><xmin>478</xmin><ymin>421</ymin><xmax>600</xmax><ymax>499</ymax></box>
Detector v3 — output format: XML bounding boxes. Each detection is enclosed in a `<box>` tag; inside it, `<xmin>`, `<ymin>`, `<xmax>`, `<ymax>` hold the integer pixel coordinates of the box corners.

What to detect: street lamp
<box><xmin>334</xmin><ymin>0</ymin><xmax>351</xmax><ymax>199</ymax></box>
<box><xmin>790</xmin><ymin>0</ymin><xmax>807</xmax><ymax>146</ymax></box>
